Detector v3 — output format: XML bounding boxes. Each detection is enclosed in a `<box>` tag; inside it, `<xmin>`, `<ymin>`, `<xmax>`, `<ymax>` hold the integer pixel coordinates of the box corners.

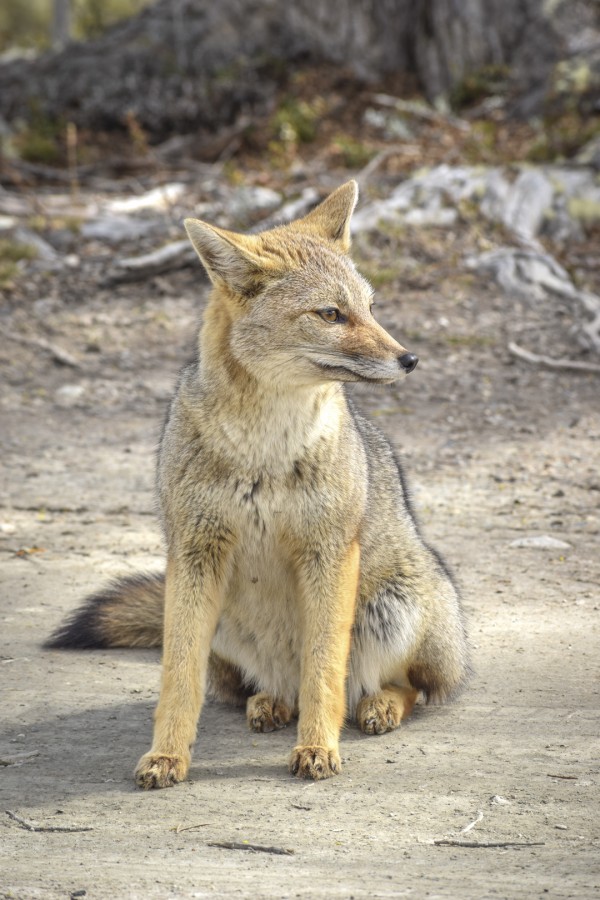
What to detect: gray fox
<box><xmin>46</xmin><ymin>181</ymin><xmax>469</xmax><ymax>788</ymax></box>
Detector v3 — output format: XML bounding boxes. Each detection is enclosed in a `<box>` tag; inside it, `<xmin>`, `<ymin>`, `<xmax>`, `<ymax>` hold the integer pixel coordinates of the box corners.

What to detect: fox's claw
<box><xmin>289</xmin><ymin>745</ymin><xmax>341</xmax><ymax>780</ymax></box>
<box><xmin>134</xmin><ymin>751</ymin><xmax>189</xmax><ymax>789</ymax></box>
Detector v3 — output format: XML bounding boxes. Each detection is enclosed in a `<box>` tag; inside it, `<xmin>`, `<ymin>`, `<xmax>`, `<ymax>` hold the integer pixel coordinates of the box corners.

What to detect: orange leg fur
<box><xmin>134</xmin><ymin>553</ymin><xmax>228</xmax><ymax>789</ymax></box>
<box><xmin>290</xmin><ymin>540</ymin><xmax>360</xmax><ymax>780</ymax></box>
<box><xmin>356</xmin><ymin>684</ymin><xmax>419</xmax><ymax>735</ymax></box>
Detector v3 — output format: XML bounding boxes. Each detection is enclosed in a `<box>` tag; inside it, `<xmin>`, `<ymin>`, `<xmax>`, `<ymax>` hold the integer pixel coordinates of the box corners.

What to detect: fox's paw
<box><xmin>289</xmin><ymin>745</ymin><xmax>341</xmax><ymax>780</ymax></box>
<box><xmin>247</xmin><ymin>693</ymin><xmax>293</xmax><ymax>733</ymax></box>
<box><xmin>357</xmin><ymin>694</ymin><xmax>403</xmax><ymax>735</ymax></box>
<box><xmin>134</xmin><ymin>751</ymin><xmax>190</xmax><ymax>789</ymax></box>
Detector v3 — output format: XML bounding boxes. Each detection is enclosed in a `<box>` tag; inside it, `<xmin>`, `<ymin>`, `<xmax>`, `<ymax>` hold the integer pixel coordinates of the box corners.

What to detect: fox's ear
<box><xmin>184</xmin><ymin>219</ymin><xmax>266</xmax><ymax>296</ymax></box>
<box><xmin>296</xmin><ymin>180</ymin><xmax>358</xmax><ymax>252</ymax></box>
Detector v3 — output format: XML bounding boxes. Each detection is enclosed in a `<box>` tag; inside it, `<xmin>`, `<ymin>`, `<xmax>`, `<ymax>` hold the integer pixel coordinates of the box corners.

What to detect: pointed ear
<box><xmin>296</xmin><ymin>180</ymin><xmax>358</xmax><ymax>252</ymax></box>
<box><xmin>184</xmin><ymin>219</ymin><xmax>266</xmax><ymax>296</ymax></box>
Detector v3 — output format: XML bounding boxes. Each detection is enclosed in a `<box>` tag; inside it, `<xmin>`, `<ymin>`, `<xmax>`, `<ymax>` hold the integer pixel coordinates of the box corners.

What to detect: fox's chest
<box><xmin>214</xmin><ymin>505</ymin><xmax>302</xmax><ymax>703</ymax></box>
<box><xmin>226</xmin><ymin>477</ymin><xmax>299</xmax><ymax>616</ymax></box>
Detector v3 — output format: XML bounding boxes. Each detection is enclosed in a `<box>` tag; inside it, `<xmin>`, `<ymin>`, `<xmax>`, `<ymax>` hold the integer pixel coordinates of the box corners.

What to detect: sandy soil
<box><xmin>1</xmin><ymin>189</ymin><xmax>599</xmax><ymax>899</ymax></box>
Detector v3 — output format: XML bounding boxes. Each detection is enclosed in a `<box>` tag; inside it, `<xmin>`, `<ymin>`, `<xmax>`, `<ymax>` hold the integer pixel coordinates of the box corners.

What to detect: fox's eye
<box><xmin>318</xmin><ymin>308</ymin><xmax>344</xmax><ymax>324</ymax></box>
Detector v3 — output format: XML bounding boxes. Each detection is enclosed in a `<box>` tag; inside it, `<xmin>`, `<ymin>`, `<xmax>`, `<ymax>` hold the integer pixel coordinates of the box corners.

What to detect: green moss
<box><xmin>526</xmin><ymin>113</ymin><xmax>600</xmax><ymax>163</ymax></box>
<box><xmin>553</xmin><ymin>59</ymin><xmax>592</xmax><ymax>97</ymax></box>
<box><xmin>450</xmin><ymin>65</ymin><xmax>509</xmax><ymax>110</ymax></box>
<box><xmin>16</xmin><ymin>106</ymin><xmax>63</xmax><ymax>163</ymax></box>
<box><xmin>0</xmin><ymin>0</ymin><xmax>152</xmax><ymax>52</ymax></box>
<box><xmin>0</xmin><ymin>239</ymin><xmax>37</xmax><ymax>263</ymax></box>
<box><xmin>333</xmin><ymin>134</ymin><xmax>375</xmax><ymax>169</ymax></box>
<box><xmin>272</xmin><ymin>98</ymin><xmax>322</xmax><ymax>144</ymax></box>
<box><xmin>0</xmin><ymin>239</ymin><xmax>37</xmax><ymax>287</ymax></box>
<box><xmin>28</xmin><ymin>214</ymin><xmax>82</xmax><ymax>234</ymax></box>
<box><xmin>356</xmin><ymin>265</ymin><xmax>398</xmax><ymax>288</ymax></box>
<box><xmin>72</xmin><ymin>0</ymin><xmax>152</xmax><ymax>40</ymax></box>
<box><xmin>443</xmin><ymin>334</ymin><xmax>495</xmax><ymax>348</ymax></box>
<box><xmin>461</xmin><ymin>120</ymin><xmax>500</xmax><ymax>164</ymax></box>
<box><xmin>18</xmin><ymin>130</ymin><xmax>61</xmax><ymax>163</ymax></box>
<box><xmin>0</xmin><ymin>0</ymin><xmax>48</xmax><ymax>51</ymax></box>
<box><xmin>567</xmin><ymin>197</ymin><xmax>600</xmax><ymax>225</ymax></box>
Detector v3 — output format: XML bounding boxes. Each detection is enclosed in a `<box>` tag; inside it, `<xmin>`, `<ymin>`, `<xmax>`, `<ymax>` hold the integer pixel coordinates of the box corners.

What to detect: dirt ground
<box><xmin>1</xmin><ymin>175</ymin><xmax>599</xmax><ymax>899</ymax></box>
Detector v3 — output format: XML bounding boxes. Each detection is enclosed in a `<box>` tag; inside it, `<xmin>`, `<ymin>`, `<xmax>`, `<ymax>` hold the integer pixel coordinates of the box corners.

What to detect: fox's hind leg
<box><xmin>208</xmin><ymin>652</ymin><xmax>252</xmax><ymax>707</ymax></box>
<box><xmin>405</xmin><ymin>576</ymin><xmax>470</xmax><ymax>706</ymax></box>
<box><xmin>209</xmin><ymin>655</ymin><xmax>294</xmax><ymax>731</ymax></box>
<box><xmin>247</xmin><ymin>693</ymin><xmax>294</xmax><ymax>733</ymax></box>
<box><xmin>356</xmin><ymin>684</ymin><xmax>419</xmax><ymax>735</ymax></box>
<box><xmin>349</xmin><ymin>559</ymin><xmax>469</xmax><ymax>739</ymax></box>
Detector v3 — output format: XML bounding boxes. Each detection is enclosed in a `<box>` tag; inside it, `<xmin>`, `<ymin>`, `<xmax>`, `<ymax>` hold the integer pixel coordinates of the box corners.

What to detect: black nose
<box><xmin>399</xmin><ymin>352</ymin><xmax>419</xmax><ymax>374</ymax></box>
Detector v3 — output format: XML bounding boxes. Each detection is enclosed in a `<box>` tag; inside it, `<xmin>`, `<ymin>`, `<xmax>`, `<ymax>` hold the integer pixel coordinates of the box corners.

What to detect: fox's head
<box><xmin>184</xmin><ymin>181</ymin><xmax>418</xmax><ymax>388</ymax></box>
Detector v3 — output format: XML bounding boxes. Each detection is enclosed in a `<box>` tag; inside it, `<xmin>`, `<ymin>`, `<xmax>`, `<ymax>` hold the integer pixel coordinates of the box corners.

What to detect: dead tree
<box><xmin>51</xmin><ymin>0</ymin><xmax>72</xmax><ymax>50</ymax></box>
<box><xmin>0</xmin><ymin>0</ymin><xmax>563</xmax><ymax>139</ymax></box>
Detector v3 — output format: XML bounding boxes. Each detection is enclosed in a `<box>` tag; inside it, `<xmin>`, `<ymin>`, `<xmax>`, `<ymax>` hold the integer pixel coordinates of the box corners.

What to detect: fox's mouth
<box><xmin>313</xmin><ymin>359</ymin><xmax>401</xmax><ymax>384</ymax></box>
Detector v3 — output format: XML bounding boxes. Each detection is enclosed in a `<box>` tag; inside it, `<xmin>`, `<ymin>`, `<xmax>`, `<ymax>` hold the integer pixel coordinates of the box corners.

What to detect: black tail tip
<box><xmin>43</xmin><ymin>603</ymin><xmax>108</xmax><ymax>650</ymax></box>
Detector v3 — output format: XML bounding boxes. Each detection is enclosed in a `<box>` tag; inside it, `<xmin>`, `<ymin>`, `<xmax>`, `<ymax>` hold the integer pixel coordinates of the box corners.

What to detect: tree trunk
<box><xmin>52</xmin><ymin>0</ymin><xmax>72</xmax><ymax>51</ymax></box>
<box><xmin>0</xmin><ymin>0</ymin><xmax>562</xmax><ymax>140</ymax></box>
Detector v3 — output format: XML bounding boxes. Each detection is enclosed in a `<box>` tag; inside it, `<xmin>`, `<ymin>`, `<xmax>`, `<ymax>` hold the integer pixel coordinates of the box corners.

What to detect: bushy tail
<box><xmin>44</xmin><ymin>572</ymin><xmax>165</xmax><ymax>649</ymax></box>
<box><xmin>44</xmin><ymin>571</ymin><xmax>253</xmax><ymax>706</ymax></box>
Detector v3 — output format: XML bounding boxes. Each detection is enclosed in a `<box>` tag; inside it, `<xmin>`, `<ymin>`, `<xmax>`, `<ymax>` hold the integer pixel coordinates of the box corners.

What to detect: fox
<box><xmin>46</xmin><ymin>180</ymin><xmax>469</xmax><ymax>789</ymax></box>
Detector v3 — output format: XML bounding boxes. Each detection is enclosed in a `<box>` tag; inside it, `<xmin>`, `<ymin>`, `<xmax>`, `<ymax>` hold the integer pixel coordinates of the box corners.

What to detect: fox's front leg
<box><xmin>290</xmin><ymin>540</ymin><xmax>360</xmax><ymax>780</ymax></box>
<box><xmin>135</xmin><ymin>542</ymin><xmax>231</xmax><ymax>789</ymax></box>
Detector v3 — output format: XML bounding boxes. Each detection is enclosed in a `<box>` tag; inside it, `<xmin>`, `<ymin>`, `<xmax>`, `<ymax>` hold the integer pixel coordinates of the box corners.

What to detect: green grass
<box><xmin>0</xmin><ymin>0</ymin><xmax>153</xmax><ymax>52</ymax></box>
<box><xmin>0</xmin><ymin>239</ymin><xmax>38</xmax><ymax>287</ymax></box>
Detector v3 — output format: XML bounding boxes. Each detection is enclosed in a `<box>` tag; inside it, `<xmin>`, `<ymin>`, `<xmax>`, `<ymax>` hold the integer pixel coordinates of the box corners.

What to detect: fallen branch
<box><xmin>372</xmin><ymin>94</ymin><xmax>471</xmax><ymax>132</ymax></box>
<box><xmin>508</xmin><ymin>342</ymin><xmax>600</xmax><ymax>374</ymax></box>
<box><xmin>0</xmin><ymin>324</ymin><xmax>79</xmax><ymax>368</ymax></box>
<box><xmin>6</xmin><ymin>810</ymin><xmax>93</xmax><ymax>833</ymax></box>
<box><xmin>1</xmin><ymin>156</ymin><xmax>156</xmax><ymax>186</ymax></box>
<box><xmin>356</xmin><ymin>146</ymin><xmax>412</xmax><ymax>186</ymax></box>
<box><xmin>104</xmin><ymin>240</ymin><xmax>196</xmax><ymax>285</ymax></box>
<box><xmin>172</xmin><ymin>822</ymin><xmax>211</xmax><ymax>833</ymax></box>
<box><xmin>208</xmin><ymin>840</ymin><xmax>294</xmax><ymax>855</ymax></box>
<box><xmin>434</xmin><ymin>840</ymin><xmax>545</xmax><ymax>849</ymax></box>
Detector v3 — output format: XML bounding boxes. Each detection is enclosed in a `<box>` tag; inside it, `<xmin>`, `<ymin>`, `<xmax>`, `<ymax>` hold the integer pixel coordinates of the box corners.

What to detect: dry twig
<box><xmin>105</xmin><ymin>240</ymin><xmax>196</xmax><ymax>285</ymax></box>
<box><xmin>208</xmin><ymin>841</ymin><xmax>294</xmax><ymax>855</ymax></box>
<box><xmin>356</xmin><ymin>146</ymin><xmax>411</xmax><ymax>186</ymax></box>
<box><xmin>434</xmin><ymin>840</ymin><xmax>545</xmax><ymax>849</ymax></box>
<box><xmin>508</xmin><ymin>342</ymin><xmax>600</xmax><ymax>374</ymax></box>
<box><xmin>172</xmin><ymin>822</ymin><xmax>211</xmax><ymax>833</ymax></box>
<box><xmin>372</xmin><ymin>94</ymin><xmax>470</xmax><ymax>132</ymax></box>
<box><xmin>0</xmin><ymin>324</ymin><xmax>79</xmax><ymax>368</ymax></box>
<box><xmin>6</xmin><ymin>810</ymin><xmax>93</xmax><ymax>833</ymax></box>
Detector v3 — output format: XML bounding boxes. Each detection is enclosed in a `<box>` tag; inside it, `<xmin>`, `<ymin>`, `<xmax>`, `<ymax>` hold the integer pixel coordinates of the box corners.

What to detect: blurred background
<box><xmin>0</xmin><ymin>0</ymin><xmax>598</xmax><ymax>173</ymax></box>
